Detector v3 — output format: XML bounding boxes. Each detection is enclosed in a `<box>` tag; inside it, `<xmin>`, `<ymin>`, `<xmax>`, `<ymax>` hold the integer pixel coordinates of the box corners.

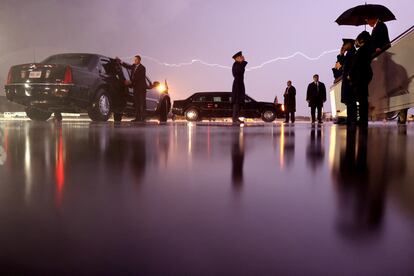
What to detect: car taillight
<box><xmin>281</xmin><ymin>104</ymin><xmax>285</xmax><ymax>112</ymax></box>
<box><xmin>62</xmin><ymin>66</ymin><xmax>73</xmax><ymax>84</ymax></box>
<box><xmin>6</xmin><ymin>69</ymin><xmax>12</xmax><ymax>84</ymax></box>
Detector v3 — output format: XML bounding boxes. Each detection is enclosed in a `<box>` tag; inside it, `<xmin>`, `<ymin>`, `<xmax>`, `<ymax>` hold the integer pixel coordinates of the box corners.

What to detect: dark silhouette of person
<box><xmin>117</xmin><ymin>55</ymin><xmax>147</xmax><ymax>122</ymax></box>
<box><xmin>306</xmin><ymin>125</ymin><xmax>324</xmax><ymax>170</ymax></box>
<box><xmin>283</xmin><ymin>80</ymin><xmax>296</xmax><ymax>123</ymax></box>
<box><xmin>332</xmin><ymin>45</ymin><xmax>347</xmax><ymax>82</ymax></box>
<box><xmin>231</xmin><ymin>130</ymin><xmax>244</xmax><ymax>190</ymax></box>
<box><xmin>366</xmin><ymin>17</ymin><xmax>391</xmax><ymax>54</ymax></box>
<box><xmin>281</xmin><ymin>125</ymin><xmax>295</xmax><ymax>168</ymax></box>
<box><xmin>306</xmin><ymin>74</ymin><xmax>326</xmax><ymax>124</ymax></box>
<box><xmin>340</xmin><ymin>39</ymin><xmax>357</xmax><ymax>125</ymax></box>
<box><xmin>332</xmin><ymin>126</ymin><xmax>405</xmax><ymax>239</ymax></box>
<box><xmin>348</xmin><ymin>31</ymin><xmax>373</xmax><ymax>127</ymax></box>
<box><xmin>231</xmin><ymin>51</ymin><xmax>248</xmax><ymax>125</ymax></box>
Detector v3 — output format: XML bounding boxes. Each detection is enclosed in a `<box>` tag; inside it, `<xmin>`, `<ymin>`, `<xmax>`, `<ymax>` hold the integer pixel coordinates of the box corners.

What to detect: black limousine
<box><xmin>172</xmin><ymin>92</ymin><xmax>285</xmax><ymax>122</ymax></box>
<box><xmin>4</xmin><ymin>53</ymin><xmax>171</xmax><ymax>122</ymax></box>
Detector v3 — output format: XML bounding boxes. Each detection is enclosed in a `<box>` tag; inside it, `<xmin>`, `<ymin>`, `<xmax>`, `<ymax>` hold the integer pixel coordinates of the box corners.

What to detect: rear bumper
<box><xmin>5</xmin><ymin>83</ymin><xmax>78</xmax><ymax>110</ymax></box>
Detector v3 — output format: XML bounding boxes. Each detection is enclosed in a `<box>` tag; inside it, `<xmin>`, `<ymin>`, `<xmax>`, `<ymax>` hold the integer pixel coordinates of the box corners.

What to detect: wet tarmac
<box><xmin>0</xmin><ymin>120</ymin><xmax>414</xmax><ymax>275</ymax></box>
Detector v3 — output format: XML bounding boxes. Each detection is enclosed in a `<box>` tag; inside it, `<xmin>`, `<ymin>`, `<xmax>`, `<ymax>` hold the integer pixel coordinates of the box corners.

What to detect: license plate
<box><xmin>29</xmin><ymin>71</ymin><xmax>42</xmax><ymax>78</ymax></box>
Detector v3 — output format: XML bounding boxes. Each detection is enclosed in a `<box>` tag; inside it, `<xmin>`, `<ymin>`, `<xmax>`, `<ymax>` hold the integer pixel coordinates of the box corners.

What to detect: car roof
<box><xmin>45</xmin><ymin>53</ymin><xmax>107</xmax><ymax>59</ymax></box>
<box><xmin>191</xmin><ymin>92</ymin><xmax>254</xmax><ymax>99</ymax></box>
<box><xmin>192</xmin><ymin>92</ymin><xmax>231</xmax><ymax>96</ymax></box>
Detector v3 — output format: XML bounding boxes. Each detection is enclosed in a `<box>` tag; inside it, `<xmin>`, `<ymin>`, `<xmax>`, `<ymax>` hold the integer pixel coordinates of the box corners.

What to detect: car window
<box><xmin>193</xmin><ymin>95</ymin><xmax>212</xmax><ymax>102</ymax></box>
<box><xmin>121</xmin><ymin>67</ymin><xmax>131</xmax><ymax>80</ymax></box>
<box><xmin>100</xmin><ymin>59</ymin><xmax>116</xmax><ymax>75</ymax></box>
<box><xmin>245</xmin><ymin>96</ymin><xmax>252</xmax><ymax>103</ymax></box>
<box><xmin>221</xmin><ymin>96</ymin><xmax>231</xmax><ymax>102</ymax></box>
<box><xmin>42</xmin><ymin>54</ymin><xmax>94</xmax><ymax>68</ymax></box>
<box><xmin>213</xmin><ymin>96</ymin><xmax>231</xmax><ymax>103</ymax></box>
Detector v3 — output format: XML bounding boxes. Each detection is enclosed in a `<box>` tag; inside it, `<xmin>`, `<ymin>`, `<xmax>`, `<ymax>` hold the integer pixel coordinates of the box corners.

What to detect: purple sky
<box><xmin>0</xmin><ymin>0</ymin><xmax>412</xmax><ymax>115</ymax></box>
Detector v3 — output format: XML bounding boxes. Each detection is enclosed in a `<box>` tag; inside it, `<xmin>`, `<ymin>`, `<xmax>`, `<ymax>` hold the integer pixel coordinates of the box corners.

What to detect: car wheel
<box><xmin>88</xmin><ymin>89</ymin><xmax>111</xmax><ymax>122</ymax></box>
<box><xmin>185</xmin><ymin>107</ymin><xmax>200</xmax><ymax>122</ymax></box>
<box><xmin>25</xmin><ymin>107</ymin><xmax>52</xmax><ymax>121</ymax></box>
<box><xmin>113</xmin><ymin>113</ymin><xmax>123</xmax><ymax>122</ymax></box>
<box><xmin>261</xmin><ymin>109</ymin><xmax>276</xmax><ymax>122</ymax></box>
<box><xmin>159</xmin><ymin>99</ymin><xmax>169</xmax><ymax>123</ymax></box>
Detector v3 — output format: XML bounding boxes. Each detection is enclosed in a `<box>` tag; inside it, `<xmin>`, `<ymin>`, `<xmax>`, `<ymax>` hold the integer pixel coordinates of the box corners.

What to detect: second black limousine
<box><xmin>172</xmin><ymin>92</ymin><xmax>285</xmax><ymax>122</ymax></box>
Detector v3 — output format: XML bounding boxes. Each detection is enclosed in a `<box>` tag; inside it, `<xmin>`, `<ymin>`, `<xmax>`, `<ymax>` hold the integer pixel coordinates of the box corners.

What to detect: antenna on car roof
<box><xmin>33</xmin><ymin>48</ymin><xmax>37</xmax><ymax>63</ymax></box>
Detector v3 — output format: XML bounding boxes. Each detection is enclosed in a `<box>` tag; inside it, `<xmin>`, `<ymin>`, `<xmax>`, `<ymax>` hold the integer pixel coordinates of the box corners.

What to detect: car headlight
<box><xmin>156</xmin><ymin>83</ymin><xmax>167</xmax><ymax>93</ymax></box>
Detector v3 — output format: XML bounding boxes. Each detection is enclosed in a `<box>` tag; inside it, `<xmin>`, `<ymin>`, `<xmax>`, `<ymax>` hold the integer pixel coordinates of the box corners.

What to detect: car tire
<box><xmin>88</xmin><ymin>89</ymin><xmax>111</xmax><ymax>122</ymax></box>
<box><xmin>159</xmin><ymin>99</ymin><xmax>169</xmax><ymax>123</ymax></box>
<box><xmin>25</xmin><ymin>107</ymin><xmax>52</xmax><ymax>121</ymax></box>
<box><xmin>261</xmin><ymin>109</ymin><xmax>277</xmax><ymax>122</ymax></box>
<box><xmin>185</xmin><ymin>107</ymin><xmax>200</xmax><ymax>122</ymax></box>
<box><xmin>114</xmin><ymin>113</ymin><xmax>123</xmax><ymax>122</ymax></box>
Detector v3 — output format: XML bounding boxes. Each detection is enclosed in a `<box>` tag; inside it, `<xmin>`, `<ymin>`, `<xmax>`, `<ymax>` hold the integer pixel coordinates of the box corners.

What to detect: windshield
<box><xmin>42</xmin><ymin>54</ymin><xmax>94</xmax><ymax>67</ymax></box>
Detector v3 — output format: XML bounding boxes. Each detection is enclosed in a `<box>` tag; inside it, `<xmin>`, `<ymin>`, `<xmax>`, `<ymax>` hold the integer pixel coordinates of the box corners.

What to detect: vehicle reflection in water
<box><xmin>0</xmin><ymin>122</ymin><xmax>174</xmax><ymax>206</ymax></box>
<box><xmin>0</xmin><ymin>128</ymin><xmax>7</xmax><ymax>165</ymax></box>
<box><xmin>55</xmin><ymin>126</ymin><xmax>65</xmax><ymax>206</ymax></box>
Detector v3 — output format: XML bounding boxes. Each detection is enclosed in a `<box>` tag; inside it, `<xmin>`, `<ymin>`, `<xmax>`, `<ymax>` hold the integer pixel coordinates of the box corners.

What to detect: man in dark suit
<box><xmin>367</xmin><ymin>17</ymin><xmax>407</xmax><ymax>124</ymax></box>
<box><xmin>367</xmin><ymin>17</ymin><xmax>390</xmax><ymax>54</ymax></box>
<box><xmin>116</xmin><ymin>55</ymin><xmax>147</xmax><ymax>122</ymax></box>
<box><xmin>283</xmin><ymin>80</ymin><xmax>296</xmax><ymax>123</ymax></box>
<box><xmin>306</xmin><ymin>74</ymin><xmax>326</xmax><ymax>124</ymax></box>
<box><xmin>231</xmin><ymin>51</ymin><xmax>248</xmax><ymax>125</ymax></box>
<box><xmin>348</xmin><ymin>31</ymin><xmax>373</xmax><ymax>127</ymax></box>
<box><xmin>340</xmin><ymin>39</ymin><xmax>357</xmax><ymax>125</ymax></box>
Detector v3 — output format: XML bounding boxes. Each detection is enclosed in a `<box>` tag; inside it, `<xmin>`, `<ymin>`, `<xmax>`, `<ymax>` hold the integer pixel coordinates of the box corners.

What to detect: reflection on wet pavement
<box><xmin>0</xmin><ymin>121</ymin><xmax>414</xmax><ymax>275</ymax></box>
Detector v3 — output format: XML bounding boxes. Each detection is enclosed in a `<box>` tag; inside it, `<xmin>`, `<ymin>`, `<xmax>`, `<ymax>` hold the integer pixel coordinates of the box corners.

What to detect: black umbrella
<box><xmin>336</xmin><ymin>4</ymin><xmax>396</xmax><ymax>26</ymax></box>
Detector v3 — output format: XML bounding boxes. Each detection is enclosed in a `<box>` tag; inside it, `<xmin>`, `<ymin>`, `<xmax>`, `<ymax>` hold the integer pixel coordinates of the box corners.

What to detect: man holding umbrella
<box><xmin>336</xmin><ymin>4</ymin><xmax>395</xmax><ymax>56</ymax></box>
<box><xmin>367</xmin><ymin>16</ymin><xmax>391</xmax><ymax>54</ymax></box>
<box><xmin>336</xmin><ymin>4</ymin><xmax>397</xmax><ymax>125</ymax></box>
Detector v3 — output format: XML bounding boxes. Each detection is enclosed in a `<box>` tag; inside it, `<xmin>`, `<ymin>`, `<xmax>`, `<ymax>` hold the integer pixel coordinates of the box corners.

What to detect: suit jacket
<box><xmin>121</xmin><ymin>62</ymin><xmax>147</xmax><ymax>93</ymax></box>
<box><xmin>371</xmin><ymin>21</ymin><xmax>390</xmax><ymax>52</ymax></box>
<box><xmin>283</xmin><ymin>86</ymin><xmax>296</xmax><ymax>112</ymax></box>
<box><xmin>341</xmin><ymin>47</ymin><xmax>356</xmax><ymax>103</ymax></box>
<box><xmin>349</xmin><ymin>44</ymin><xmax>373</xmax><ymax>89</ymax></box>
<box><xmin>232</xmin><ymin>61</ymin><xmax>248</xmax><ymax>104</ymax></box>
<box><xmin>306</xmin><ymin>81</ymin><xmax>326</xmax><ymax>107</ymax></box>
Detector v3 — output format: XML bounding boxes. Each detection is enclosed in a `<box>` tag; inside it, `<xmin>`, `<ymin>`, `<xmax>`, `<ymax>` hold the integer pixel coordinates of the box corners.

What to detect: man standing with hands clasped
<box><xmin>116</xmin><ymin>55</ymin><xmax>147</xmax><ymax>122</ymax></box>
<box><xmin>283</xmin><ymin>80</ymin><xmax>296</xmax><ymax>123</ymax></box>
<box><xmin>231</xmin><ymin>51</ymin><xmax>248</xmax><ymax>125</ymax></box>
<box><xmin>306</xmin><ymin>74</ymin><xmax>326</xmax><ymax>124</ymax></box>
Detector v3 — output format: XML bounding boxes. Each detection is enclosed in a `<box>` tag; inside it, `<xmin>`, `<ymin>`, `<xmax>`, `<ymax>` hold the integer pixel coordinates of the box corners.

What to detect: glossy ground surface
<box><xmin>1</xmin><ymin>120</ymin><xmax>414</xmax><ymax>275</ymax></box>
